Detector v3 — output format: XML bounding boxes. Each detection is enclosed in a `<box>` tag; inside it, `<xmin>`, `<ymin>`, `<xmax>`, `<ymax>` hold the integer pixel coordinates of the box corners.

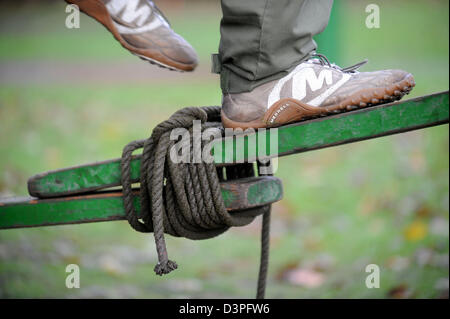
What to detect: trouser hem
<box><xmin>218</xmin><ymin>43</ymin><xmax>317</xmax><ymax>94</ymax></box>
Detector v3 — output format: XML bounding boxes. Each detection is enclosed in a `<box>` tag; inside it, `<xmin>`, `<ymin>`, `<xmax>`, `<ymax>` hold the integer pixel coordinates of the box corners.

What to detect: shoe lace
<box><xmin>310</xmin><ymin>53</ymin><xmax>368</xmax><ymax>73</ymax></box>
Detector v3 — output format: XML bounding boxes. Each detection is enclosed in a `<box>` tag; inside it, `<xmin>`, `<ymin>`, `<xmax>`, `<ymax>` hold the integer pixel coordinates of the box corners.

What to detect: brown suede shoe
<box><xmin>66</xmin><ymin>0</ymin><xmax>198</xmax><ymax>71</ymax></box>
<box><xmin>222</xmin><ymin>55</ymin><xmax>415</xmax><ymax>129</ymax></box>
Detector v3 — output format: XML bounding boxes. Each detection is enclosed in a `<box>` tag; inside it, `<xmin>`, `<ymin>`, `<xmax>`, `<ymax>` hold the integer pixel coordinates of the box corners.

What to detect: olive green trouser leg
<box><xmin>214</xmin><ymin>0</ymin><xmax>333</xmax><ymax>94</ymax></box>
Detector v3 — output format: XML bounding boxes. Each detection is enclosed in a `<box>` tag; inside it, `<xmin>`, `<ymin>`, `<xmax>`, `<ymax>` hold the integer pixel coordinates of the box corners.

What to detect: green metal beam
<box><xmin>0</xmin><ymin>176</ymin><xmax>283</xmax><ymax>230</ymax></box>
<box><xmin>28</xmin><ymin>156</ymin><xmax>142</xmax><ymax>198</ymax></box>
<box><xmin>213</xmin><ymin>91</ymin><xmax>449</xmax><ymax>164</ymax></box>
<box><xmin>27</xmin><ymin>92</ymin><xmax>448</xmax><ymax>198</ymax></box>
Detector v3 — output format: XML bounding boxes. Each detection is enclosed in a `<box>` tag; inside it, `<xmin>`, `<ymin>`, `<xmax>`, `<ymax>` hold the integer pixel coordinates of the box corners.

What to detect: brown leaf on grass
<box><xmin>275</xmin><ymin>261</ymin><xmax>298</xmax><ymax>281</ymax></box>
<box><xmin>414</xmin><ymin>205</ymin><xmax>432</xmax><ymax>218</ymax></box>
<box><xmin>276</xmin><ymin>262</ymin><xmax>325</xmax><ymax>288</ymax></box>
<box><xmin>387</xmin><ymin>284</ymin><xmax>413</xmax><ymax>299</ymax></box>
<box><xmin>285</xmin><ymin>268</ymin><xmax>325</xmax><ymax>288</ymax></box>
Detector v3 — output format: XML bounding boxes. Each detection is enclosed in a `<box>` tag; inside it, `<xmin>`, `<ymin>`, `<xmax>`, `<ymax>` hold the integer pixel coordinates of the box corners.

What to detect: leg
<box><xmin>217</xmin><ymin>0</ymin><xmax>334</xmax><ymax>94</ymax></box>
<box><xmin>219</xmin><ymin>1</ymin><xmax>415</xmax><ymax>129</ymax></box>
<box><xmin>66</xmin><ymin>0</ymin><xmax>198</xmax><ymax>71</ymax></box>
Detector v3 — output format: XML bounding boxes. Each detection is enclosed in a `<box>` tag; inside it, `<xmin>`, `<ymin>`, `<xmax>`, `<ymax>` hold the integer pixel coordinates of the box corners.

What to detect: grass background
<box><xmin>0</xmin><ymin>0</ymin><xmax>448</xmax><ymax>298</ymax></box>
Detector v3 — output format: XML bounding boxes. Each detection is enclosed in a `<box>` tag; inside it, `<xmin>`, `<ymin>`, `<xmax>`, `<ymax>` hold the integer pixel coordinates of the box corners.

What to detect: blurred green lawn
<box><xmin>0</xmin><ymin>0</ymin><xmax>448</xmax><ymax>298</ymax></box>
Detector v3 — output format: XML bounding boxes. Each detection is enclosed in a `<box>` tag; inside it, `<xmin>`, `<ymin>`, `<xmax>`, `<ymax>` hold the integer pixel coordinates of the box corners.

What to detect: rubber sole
<box><xmin>221</xmin><ymin>73</ymin><xmax>416</xmax><ymax>129</ymax></box>
<box><xmin>132</xmin><ymin>53</ymin><xmax>183</xmax><ymax>72</ymax></box>
<box><xmin>66</xmin><ymin>0</ymin><xmax>196</xmax><ymax>72</ymax></box>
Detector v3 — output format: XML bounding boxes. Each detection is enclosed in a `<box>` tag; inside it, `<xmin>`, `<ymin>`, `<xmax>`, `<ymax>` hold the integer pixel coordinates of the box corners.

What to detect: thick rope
<box><xmin>120</xmin><ymin>106</ymin><xmax>272</xmax><ymax>297</ymax></box>
<box><xmin>257</xmin><ymin>208</ymin><xmax>271</xmax><ymax>299</ymax></box>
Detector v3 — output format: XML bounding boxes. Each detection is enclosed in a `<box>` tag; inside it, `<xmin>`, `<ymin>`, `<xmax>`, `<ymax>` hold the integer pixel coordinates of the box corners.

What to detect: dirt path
<box><xmin>0</xmin><ymin>60</ymin><xmax>216</xmax><ymax>85</ymax></box>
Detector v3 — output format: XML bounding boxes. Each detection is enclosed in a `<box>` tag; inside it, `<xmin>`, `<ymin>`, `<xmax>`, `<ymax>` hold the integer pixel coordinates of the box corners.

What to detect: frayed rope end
<box><xmin>154</xmin><ymin>260</ymin><xmax>178</xmax><ymax>276</ymax></box>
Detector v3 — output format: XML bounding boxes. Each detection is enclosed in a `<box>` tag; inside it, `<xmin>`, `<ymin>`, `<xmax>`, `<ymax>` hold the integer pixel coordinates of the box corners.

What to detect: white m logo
<box><xmin>267</xmin><ymin>64</ymin><xmax>350</xmax><ymax>108</ymax></box>
<box><xmin>106</xmin><ymin>0</ymin><xmax>151</xmax><ymax>26</ymax></box>
<box><xmin>292</xmin><ymin>68</ymin><xmax>333</xmax><ymax>101</ymax></box>
<box><xmin>106</xmin><ymin>0</ymin><xmax>166</xmax><ymax>34</ymax></box>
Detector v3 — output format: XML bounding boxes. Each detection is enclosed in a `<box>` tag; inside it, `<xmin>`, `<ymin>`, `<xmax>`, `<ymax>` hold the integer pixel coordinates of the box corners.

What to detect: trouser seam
<box><xmin>254</xmin><ymin>0</ymin><xmax>271</xmax><ymax>81</ymax></box>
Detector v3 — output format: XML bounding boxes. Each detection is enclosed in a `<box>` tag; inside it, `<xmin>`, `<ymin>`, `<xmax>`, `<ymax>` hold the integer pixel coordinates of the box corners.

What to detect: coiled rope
<box><xmin>120</xmin><ymin>106</ymin><xmax>271</xmax><ymax>298</ymax></box>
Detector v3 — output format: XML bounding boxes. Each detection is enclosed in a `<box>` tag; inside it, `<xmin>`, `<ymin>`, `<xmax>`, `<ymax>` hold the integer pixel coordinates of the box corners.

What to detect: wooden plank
<box><xmin>0</xmin><ymin>176</ymin><xmax>283</xmax><ymax>230</ymax></box>
<box><xmin>27</xmin><ymin>91</ymin><xmax>449</xmax><ymax>198</ymax></box>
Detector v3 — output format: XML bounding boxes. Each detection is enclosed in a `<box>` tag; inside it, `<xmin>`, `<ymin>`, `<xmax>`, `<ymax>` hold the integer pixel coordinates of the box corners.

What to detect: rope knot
<box><xmin>120</xmin><ymin>106</ymin><xmax>271</xmax><ymax>298</ymax></box>
<box><xmin>154</xmin><ymin>260</ymin><xmax>178</xmax><ymax>276</ymax></box>
<box><xmin>172</xmin><ymin>106</ymin><xmax>208</xmax><ymax>123</ymax></box>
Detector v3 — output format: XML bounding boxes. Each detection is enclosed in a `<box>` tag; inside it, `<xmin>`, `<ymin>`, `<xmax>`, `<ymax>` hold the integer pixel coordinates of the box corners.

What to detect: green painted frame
<box><xmin>0</xmin><ymin>176</ymin><xmax>283</xmax><ymax>229</ymax></box>
<box><xmin>26</xmin><ymin>91</ymin><xmax>448</xmax><ymax>198</ymax></box>
<box><xmin>0</xmin><ymin>91</ymin><xmax>448</xmax><ymax>230</ymax></box>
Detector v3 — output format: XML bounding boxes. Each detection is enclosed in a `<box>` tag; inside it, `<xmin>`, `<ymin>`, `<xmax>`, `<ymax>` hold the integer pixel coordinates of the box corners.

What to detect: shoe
<box><xmin>66</xmin><ymin>0</ymin><xmax>198</xmax><ymax>71</ymax></box>
<box><xmin>221</xmin><ymin>54</ymin><xmax>415</xmax><ymax>129</ymax></box>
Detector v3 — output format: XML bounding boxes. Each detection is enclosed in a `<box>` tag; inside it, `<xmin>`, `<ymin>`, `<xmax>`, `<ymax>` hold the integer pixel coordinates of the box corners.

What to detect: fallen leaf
<box><xmin>275</xmin><ymin>261</ymin><xmax>298</xmax><ymax>281</ymax></box>
<box><xmin>278</xmin><ymin>263</ymin><xmax>326</xmax><ymax>288</ymax></box>
<box><xmin>388</xmin><ymin>284</ymin><xmax>413</xmax><ymax>299</ymax></box>
<box><xmin>286</xmin><ymin>268</ymin><xmax>325</xmax><ymax>288</ymax></box>
<box><xmin>414</xmin><ymin>205</ymin><xmax>432</xmax><ymax>218</ymax></box>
